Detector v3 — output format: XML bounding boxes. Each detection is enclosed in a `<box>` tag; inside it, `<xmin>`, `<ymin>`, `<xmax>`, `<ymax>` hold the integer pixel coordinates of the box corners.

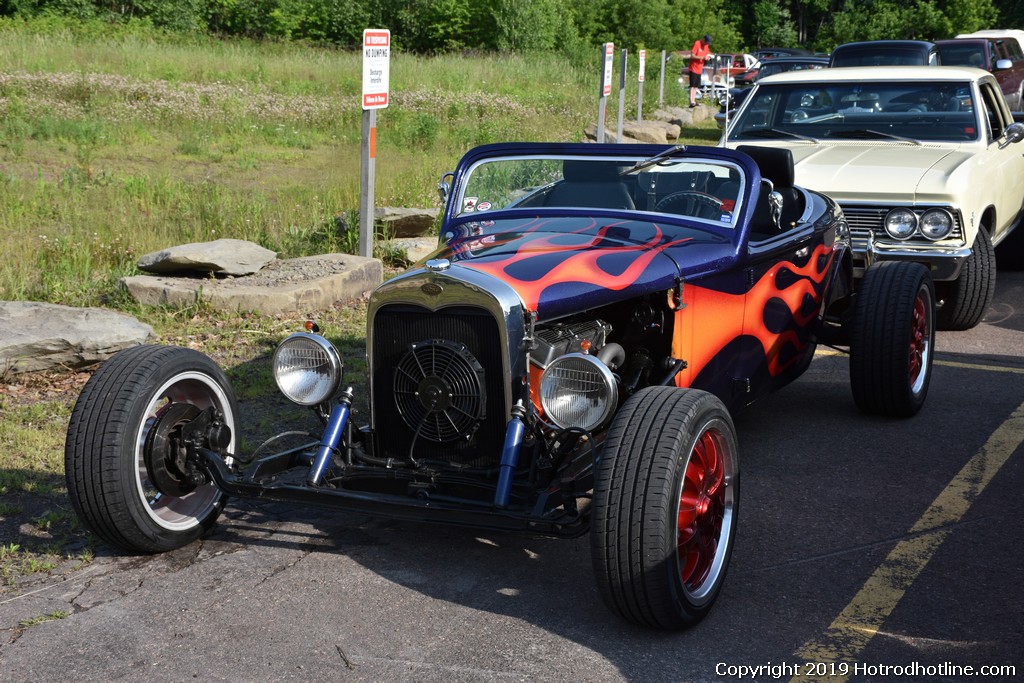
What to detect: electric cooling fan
<box><xmin>393</xmin><ymin>339</ymin><xmax>486</xmax><ymax>443</ymax></box>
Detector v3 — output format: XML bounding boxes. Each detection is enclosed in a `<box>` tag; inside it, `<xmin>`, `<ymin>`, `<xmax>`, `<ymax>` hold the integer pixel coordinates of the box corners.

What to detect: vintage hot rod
<box><xmin>65</xmin><ymin>143</ymin><xmax>935</xmax><ymax>630</ymax></box>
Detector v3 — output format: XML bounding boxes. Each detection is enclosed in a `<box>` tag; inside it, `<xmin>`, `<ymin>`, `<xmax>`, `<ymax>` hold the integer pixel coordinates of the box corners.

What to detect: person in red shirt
<box><xmin>688</xmin><ymin>34</ymin><xmax>713</xmax><ymax>107</ymax></box>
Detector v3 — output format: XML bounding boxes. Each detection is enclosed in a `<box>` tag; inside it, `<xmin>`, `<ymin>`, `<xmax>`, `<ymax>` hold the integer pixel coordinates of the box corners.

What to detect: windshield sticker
<box><xmin>720</xmin><ymin>214</ymin><xmax>732</xmax><ymax>222</ymax></box>
<box><xmin>463</xmin><ymin>197</ymin><xmax>478</xmax><ymax>212</ymax></box>
<box><xmin>477</xmin><ymin>201</ymin><xmax>492</xmax><ymax>212</ymax></box>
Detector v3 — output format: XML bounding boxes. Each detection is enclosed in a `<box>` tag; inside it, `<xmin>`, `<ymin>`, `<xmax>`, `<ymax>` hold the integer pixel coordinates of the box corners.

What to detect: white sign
<box><xmin>602</xmin><ymin>42</ymin><xmax>614</xmax><ymax>96</ymax></box>
<box><xmin>362</xmin><ymin>29</ymin><xmax>390</xmax><ymax>110</ymax></box>
<box><xmin>638</xmin><ymin>49</ymin><xmax>646</xmax><ymax>82</ymax></box>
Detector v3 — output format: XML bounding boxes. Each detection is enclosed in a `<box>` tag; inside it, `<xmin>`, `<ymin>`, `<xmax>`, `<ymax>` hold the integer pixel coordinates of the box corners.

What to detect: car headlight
<box><xmin>884</xmin><ymin>208</ymin><xmax>917</xmax><ymax>240</ymax></box>
<box><xmin>919</xmin><ymin>209</ymin><xmax>954</xmax><ymax>241</ymax></box>
<box><xmin>538</xmin><ymin>353</ymin><xmax>618</xmax><ymax>432</ymax></box>
<box><xmin>273</xmin><ymin>332</ymin><xmax>343</xmax><ymax>406</ymax></box>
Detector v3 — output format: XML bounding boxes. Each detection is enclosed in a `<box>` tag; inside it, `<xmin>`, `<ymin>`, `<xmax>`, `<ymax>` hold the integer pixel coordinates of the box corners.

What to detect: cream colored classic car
<box><xmin>723</xmin><ymin>66</ymin><xmax>1024</xmax><ymax>329</ymax></box>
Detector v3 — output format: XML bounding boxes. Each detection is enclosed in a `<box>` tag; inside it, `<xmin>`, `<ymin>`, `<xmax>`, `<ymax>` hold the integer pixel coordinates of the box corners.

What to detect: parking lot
<box><xmin>1</xmin><ymin>271</ymin><xmax>1022</xmax><ymax>683</ymax></box>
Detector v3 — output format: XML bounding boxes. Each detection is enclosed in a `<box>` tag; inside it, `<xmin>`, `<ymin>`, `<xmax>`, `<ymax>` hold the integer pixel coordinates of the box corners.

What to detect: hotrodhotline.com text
<box><xmin>715</xmin><ymin>661</ymin><xmax>1017</xmax><ymax>679</ymax></box>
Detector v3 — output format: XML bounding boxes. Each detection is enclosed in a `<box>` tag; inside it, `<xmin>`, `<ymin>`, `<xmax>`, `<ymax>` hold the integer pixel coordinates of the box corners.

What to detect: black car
<box><xmin>716</xmin><ymin>56</ymin><xmax>830</xmax><ymax>127</ymax></box>
<box><xmin>829</xmin><ymin>40</ymin><xmax>939</xmax><ymax>67</ymax></box>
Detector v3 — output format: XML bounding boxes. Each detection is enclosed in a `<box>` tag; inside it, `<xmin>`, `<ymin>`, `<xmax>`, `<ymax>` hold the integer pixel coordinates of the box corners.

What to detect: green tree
<box><xmin>750</xmin><ymin>0</ymin><xmax>798</xmax><ymax>48</ymax></box>
<box><xmin>492</xmin><ymin>0</ymin><xmax>563</xmax><ymax>51</ymax></box>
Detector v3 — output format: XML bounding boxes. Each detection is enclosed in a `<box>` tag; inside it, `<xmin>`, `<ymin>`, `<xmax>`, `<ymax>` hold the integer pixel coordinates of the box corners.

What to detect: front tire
<box><xmin>937</xmin><ymin>225</ymin><xmax>995</xmax><ymax>330</ymax></box>
<box><xmin>591</xmin><ymin>387</ymin><xmax>739</xmax><ymax>630</ymax></box>
<box><xmin>850</xmin><ymin>261</ymin><xmax>935</xmax><ymax>417</ymax></box>
<box><xmin>65</xmin><ymin>345</ymin><xmax>238</xmax><ymax>553</ymax></box>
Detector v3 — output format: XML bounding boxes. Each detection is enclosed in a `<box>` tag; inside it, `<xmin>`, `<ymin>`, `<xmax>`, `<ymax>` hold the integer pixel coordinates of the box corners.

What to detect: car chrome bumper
<box><xmin>854</xmin><ymin>235</ymin><xmax>971</xmax><ymax>281</ymax></box>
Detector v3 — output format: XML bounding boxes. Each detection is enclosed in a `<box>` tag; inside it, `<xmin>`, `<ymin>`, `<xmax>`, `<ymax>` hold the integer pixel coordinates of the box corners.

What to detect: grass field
<box><xmin>0</xmin><ymin>17</ymin><xmax>718</xmax><ymax>598</ymax></box>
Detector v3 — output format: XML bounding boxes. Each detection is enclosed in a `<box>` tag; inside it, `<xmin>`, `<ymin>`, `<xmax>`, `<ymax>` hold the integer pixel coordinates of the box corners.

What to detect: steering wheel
<box><xmin>654</xmin><ymin>191</ymin><xmax>724</xmax><ymax>219</ymax></box>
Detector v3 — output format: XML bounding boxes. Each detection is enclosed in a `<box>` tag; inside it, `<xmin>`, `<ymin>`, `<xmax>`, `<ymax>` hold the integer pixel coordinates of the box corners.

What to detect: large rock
<box><xmin>137</xmin><ymin>238</ymin><xmax>277</xmax><ymax>277</ymax></box>
<box><xmin>120</xmin><ymin>253</ymin><xmax>383</xmax><ymax>315</ymax></box>
<box><xmin>387</xmin><ymin>236</ymin><xmax>440</xmax><ymax>265</ymax></box>
<box><xmin>0</xmin><ymin>301</ymin><xmax>154</xmax><ymax>373</ymax></box>
<box><xmin>651</xmin><ymin>103</ymin><xmax>716</xmax><ymax>128</ymax></box>
<box><xmin>621</xmin><ymin>120</ymin><xmax>669</xmax><ymax>144</ymax></box>
<box><xmin>583</xmin><ymin>124</ymin><xmax>641</xmax><ymax>144</ymax></box>
<box><xmin>374</xmin><ymin>207</ymin><xmax>440</xmax><ymax>238</ymax></box>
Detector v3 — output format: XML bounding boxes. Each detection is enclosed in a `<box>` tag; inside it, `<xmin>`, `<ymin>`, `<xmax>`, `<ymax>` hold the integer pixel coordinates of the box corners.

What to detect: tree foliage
<box><xmin>0</xmin><ymin>0</ymin><xmax>1009</xmax><ymax>54</ymax></box>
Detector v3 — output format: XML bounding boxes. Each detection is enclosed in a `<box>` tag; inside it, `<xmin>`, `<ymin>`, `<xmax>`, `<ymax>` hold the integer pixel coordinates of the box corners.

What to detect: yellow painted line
<box><xmin>936</xmin><ymin>359</ymin><xmax>1024</xmax><ymax>375</ymax></box>
<box><xmin>790</xmin><ymin>400</ymin><xmax>1024</xmax><ymax>683</ymax></box>
<box><xmin>814</xmin><ymin>347</ymin><xmax>1024</xmax><ymax>375</ymax></box>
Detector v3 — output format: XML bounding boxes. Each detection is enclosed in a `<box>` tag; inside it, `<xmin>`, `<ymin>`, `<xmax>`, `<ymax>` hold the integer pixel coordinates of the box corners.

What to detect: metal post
<box><xmin>616</xmin><ymin>49</ymin><xmax>626</xmax><ymax>143</ymax></box>
<box><xmin>659</xmin><ymin>50</ymin><xmax>666</xmax><ymax>106</ymax></box>
<box><xmin>597</xmin><ymin>43</ymin><xmax>613</xmax><ymax>144</ymax></box>
<box><xmin>359</xmin><ymin>108</ymin><xmax>376</xmax><ymax>259</ymax></box>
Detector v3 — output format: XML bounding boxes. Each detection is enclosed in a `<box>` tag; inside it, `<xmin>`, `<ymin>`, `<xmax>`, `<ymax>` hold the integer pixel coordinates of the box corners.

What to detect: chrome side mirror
<box><xmin>1004</xmin><ymin>122</ymin><xmax>1024</xmax><ymax>146</ymax></box>
<box><xmin>437</xmin><ymin>171</ymin><xmax>454</xmax><ymax>206</ymax></box>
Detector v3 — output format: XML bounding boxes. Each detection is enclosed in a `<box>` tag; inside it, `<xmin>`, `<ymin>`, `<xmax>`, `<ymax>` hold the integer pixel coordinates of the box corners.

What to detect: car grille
<box><xmin>372</xmin><ymin>304</ymin><xmax>506</xmax><ymax>467</ymax></box>
<box><xmin>841</xmin><ymin>205</ymin><xmax>964</xmax><ymax>245</ymax></box>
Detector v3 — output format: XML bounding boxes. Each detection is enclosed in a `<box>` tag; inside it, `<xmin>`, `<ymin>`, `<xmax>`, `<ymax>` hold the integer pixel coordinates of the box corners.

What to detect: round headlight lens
<box><xmin>273</xmin><ymin>332</ymin><xmax>343</xmax><ymax>406</ymax></box>
<box><xmin>919</xmin><ymin>209</ymin><xmax>954</xmax><ymax>241</ymax></box>
<box><xmin>539</xmin><ymin>353</ymin><xmax>618</xmax><ymax>432</ymax></box>
<box><xmin>884</xmin><ymin>208</ymin><xmax>917</xmax><ymax>240</ymax></box>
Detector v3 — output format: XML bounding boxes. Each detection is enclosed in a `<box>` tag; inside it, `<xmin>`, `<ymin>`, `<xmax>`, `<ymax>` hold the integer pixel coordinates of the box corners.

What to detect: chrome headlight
<box><xmin>884</xmin><ymin>208</ymin><xmax>917</xmax><ymax>240</ymax></box>
<box><xmin>539</xmin><ymin>353</ymin><xmax>618</xmax><ymax>432</ymax></box>
<box><xmin>919</xmin><ymin>209</ymin><xmax>954</xmax><ymax>241</ymax></box>
<box><xmin>273</xmin><ymin>332</ymin><xmax>343</xmax><ymax>406</ymax></box>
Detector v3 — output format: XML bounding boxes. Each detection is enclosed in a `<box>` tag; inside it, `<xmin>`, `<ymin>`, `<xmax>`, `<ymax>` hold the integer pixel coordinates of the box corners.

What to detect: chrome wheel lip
<box><xmin>134</xmin><ymin>371</ymin><xmax>236</xmax><ymax>531</ymax></box>
<box><xmin>909</xmin><ymin>286</ymin><xmax>932</xmax><ymax>395</ymax></box>
<box><xmin>674</xmin><ymin>417</ymin><xmax>737</xmax><ymax>607</ymax></box>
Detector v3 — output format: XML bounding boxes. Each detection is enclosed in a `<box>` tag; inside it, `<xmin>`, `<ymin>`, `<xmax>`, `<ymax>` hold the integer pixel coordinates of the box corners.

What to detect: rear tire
<box><xmin>937</xmin><ymin>225</ymin><xmax>995</xmax><ymax>330</ymax></box>
<box><xmin>591</xmin><ymin>387</ymin><xmax>739</xmax><ymax>630</ymax></box>
<box><xmin>850</xmin><ymin>262</ymin><xmax>934</xmax><ymax>417</ymax></box>
<box><xmin>64</xmin><ymin>345</ymin><xmax>238</xmax><ymax>553</ymax></box>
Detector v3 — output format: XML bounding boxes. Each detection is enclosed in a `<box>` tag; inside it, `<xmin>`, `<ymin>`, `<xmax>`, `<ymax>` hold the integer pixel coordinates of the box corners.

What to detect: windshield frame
<box><xmin>727</xmin><ymin>78</ymin><xmax>982</xmax><ymax>144</ymax></box>
<box><xmin>450</xmin><ymin>152</ymin><xmax>750</xmax><ymax>233</ymax></box>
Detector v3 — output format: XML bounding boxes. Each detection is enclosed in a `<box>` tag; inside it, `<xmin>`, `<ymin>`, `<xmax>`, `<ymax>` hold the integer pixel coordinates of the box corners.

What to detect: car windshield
<box><xmin>455</xmin><ymin>155</ymin><xmax>745</xmax><ymax>227</ymax></box>
<box><xmin>728</xmin><ymin>80</ymin><xmax>980</xmax><ymax>143</ymax></box>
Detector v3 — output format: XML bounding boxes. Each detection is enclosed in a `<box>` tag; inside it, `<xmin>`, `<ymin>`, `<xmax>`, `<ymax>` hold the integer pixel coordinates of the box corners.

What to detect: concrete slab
<box><xmin>119</xmin><ymin>253</ymin><xmax>383</xmax><ymax>315</ymax></box>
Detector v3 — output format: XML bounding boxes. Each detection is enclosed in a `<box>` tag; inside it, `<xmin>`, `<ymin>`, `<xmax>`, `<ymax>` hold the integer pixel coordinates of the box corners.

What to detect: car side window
<box><xmin>979</xmin><ymin>82</ymin><xmax>1007</xmax><ymax>140</ymax></box>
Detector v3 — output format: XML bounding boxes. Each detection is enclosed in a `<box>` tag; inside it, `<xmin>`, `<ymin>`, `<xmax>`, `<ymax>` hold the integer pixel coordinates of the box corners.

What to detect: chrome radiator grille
<box><xmin>841</xmin><ymin>205</ymin><xmax>964</xmax><ymax>244</ymax></box>
<box><xmin>372</xmin><ymin>304</ymin><xmax>506</xmax><ymax>467</ymax></box>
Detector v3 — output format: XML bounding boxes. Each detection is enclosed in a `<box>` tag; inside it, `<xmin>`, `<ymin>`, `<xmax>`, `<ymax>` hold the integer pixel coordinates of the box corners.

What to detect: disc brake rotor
<box><xmin>144</xmin><ymin>403</ymin><xmax>202</xmax><ymax>497</ymax></box>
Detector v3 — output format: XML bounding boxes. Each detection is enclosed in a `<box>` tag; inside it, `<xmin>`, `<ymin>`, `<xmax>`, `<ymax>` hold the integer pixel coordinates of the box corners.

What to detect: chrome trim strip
<box><xmin>857</xmin><ymin>241</ymin><xmax>971</xmax><ymax>280</ymax></box>
<box><xmin>366</xmin><ymin>265</ymin><xmax>528</xmax><ymax>429</ymax></box>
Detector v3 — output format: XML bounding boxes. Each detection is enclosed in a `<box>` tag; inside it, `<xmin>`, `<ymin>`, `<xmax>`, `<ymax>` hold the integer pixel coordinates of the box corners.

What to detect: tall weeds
<box><xmin>0</xmin><ymin>17</ymin><xmax>696</xmax><ymax>306</ymax></box>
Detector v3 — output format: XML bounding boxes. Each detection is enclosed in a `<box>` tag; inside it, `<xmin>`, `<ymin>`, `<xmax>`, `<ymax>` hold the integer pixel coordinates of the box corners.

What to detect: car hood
<box><xmin>430</xmin><ymin>216</ymin><xmax>735</xmax><ymax>320</ymax></box>
<box><xmin>783</xmin><ymin>144</ymin><xmax>970</xmax><ymax>202</ymax></box>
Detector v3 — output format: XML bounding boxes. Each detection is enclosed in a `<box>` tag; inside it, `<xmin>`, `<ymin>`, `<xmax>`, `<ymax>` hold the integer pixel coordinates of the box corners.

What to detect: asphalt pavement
<box><xmin>1</xmin><ymin>271</ymin><xmax>1021</xmax><ymax>683</ymax></box>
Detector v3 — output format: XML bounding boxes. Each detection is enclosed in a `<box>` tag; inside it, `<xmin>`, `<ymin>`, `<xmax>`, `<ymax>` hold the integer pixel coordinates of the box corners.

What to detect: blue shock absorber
<box><xmin>307</xmin><ymin>388</ymin><xmax>353</xmax><ymax>486</ymax></box>
<box><xmin>494</xmin><ymin>400</ymin><xmax>528</xmax><ymax>508</ymax></box>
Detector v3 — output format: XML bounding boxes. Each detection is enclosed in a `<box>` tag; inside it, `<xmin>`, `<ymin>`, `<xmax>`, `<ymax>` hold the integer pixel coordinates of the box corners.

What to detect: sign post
<box><xmin>637</xmin><ymin>49</ymin><xmax>646</xmax><ymax>122</ymax></box>
<box><xmin>360</xmin><ymin>29</ymin><xmax>390</xmax><ymax>259</ymax></box>
<box><xmin>616</xmin><ymin>49</ymin><xmax>626</xmax><ymax>143</ymax></box>
<box><xmin>659</xmin><ymin>49</ymin><xmax>666</xmax><ymax>106</ymax></box>
<box><xmin>596</xmin><ymin>42</ymin><xmax>614</xmax><ymax>143</ymax></box>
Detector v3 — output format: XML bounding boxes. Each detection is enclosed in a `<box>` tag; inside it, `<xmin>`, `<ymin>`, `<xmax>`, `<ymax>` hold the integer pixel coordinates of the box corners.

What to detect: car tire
<box><xmin>850</xmin><ymin>261</ymin><xmax>935</xmax><ymax>417</ymax></box>
<box><xmin>937</xmin><ymin>225</ymin><xmax>995</xmax><ymax>330</ymax></box>
<box><xmin>65</xmin><ymin>345</ymin><xmax>238</xmax><ymax>553</ymax></box>
<box><xmin>591</xmin><ymin>386</ymin><xmax>738</xmax><ymax>630</ymax></box>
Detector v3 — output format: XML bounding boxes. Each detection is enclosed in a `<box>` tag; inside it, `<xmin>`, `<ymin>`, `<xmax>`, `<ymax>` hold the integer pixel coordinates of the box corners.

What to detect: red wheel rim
<box><xmin>909</xmin><ymin>289</ymin><xmax>929</xmax><ymax>389</ymax></box>
<box><xmin>677</xmin><ymin>427</ymin><xmax>727</xmax><ymax>594</ymax></box>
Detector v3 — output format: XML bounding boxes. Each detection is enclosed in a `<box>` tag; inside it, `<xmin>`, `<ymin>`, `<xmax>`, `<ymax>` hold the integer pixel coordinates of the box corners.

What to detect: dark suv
<box><xmin>936</xmin><ymin>37</ymin><xmax>1024</xmax><ymax>110</ymax></box>
<box><xmin>829</xmin><ymin>40</ymin><xmax>939</xmax><ymax>67</ymax></box>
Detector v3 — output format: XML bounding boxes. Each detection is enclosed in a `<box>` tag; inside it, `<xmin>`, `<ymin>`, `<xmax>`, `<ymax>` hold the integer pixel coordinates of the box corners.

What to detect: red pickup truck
<box><xmin>938</xmin><ymin>34</ymin><xmax>1024</xmax><ymax>111</ymax></box>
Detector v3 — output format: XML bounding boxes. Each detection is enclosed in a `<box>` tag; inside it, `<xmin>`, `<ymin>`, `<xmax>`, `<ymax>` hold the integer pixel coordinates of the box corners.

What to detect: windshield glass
<box><xmin>728</xmin><ymin>80</ymin><xmax>980</xmax><ymax>143</ymax></box>
<box><xmin>456</xmin><ymin>155</ymin><xmax>745</xmax><ymax>227</ymax></box>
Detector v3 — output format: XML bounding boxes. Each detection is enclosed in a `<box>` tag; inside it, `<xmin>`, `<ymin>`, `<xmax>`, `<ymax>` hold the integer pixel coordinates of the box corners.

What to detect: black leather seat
<box><xmin>545</xmin><ymin>160</ymin><xmax>636</xmax><ymax>210</ymax></box>
<box><xmin>736</xmin><ymin>145</ymin><xmax>804</xmax><ymax>238</ymax></box>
